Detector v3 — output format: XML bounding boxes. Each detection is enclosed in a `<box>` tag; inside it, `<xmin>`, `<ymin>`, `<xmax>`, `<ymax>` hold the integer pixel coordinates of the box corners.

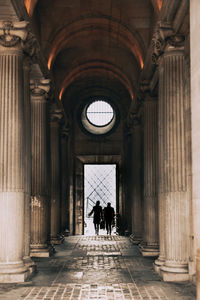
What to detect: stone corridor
<box><xmin>0</xmin><ymin>236</ymin><xmax>195</xmax><ymax>300</ymax></box>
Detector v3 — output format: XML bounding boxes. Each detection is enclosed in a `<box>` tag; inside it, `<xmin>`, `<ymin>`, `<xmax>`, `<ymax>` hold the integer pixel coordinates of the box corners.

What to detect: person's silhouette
<box><xmin>103</xmin><ymin>202</ymin><xmax>115</xmax><ymax>235</ymax></box>
<box><xmin>88</xmin><ymin>201</ymin><xmax>103</xmax><ymax>235</ymax></box>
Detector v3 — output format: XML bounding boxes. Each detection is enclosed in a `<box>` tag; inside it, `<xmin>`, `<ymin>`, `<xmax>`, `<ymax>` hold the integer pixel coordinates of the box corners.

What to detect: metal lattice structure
<box><xmin>84</xmin><ymin>164</ymin><xmax>116</xmax><ymax>216</ymax></box>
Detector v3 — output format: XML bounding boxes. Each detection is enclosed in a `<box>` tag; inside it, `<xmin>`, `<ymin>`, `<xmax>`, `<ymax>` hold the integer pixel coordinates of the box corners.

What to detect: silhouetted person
<box><xmin>104</xmin><ymin>202</ymin><xmax>115</xmax><ymax>235</ymax></box>
<box><xmin>89</xmin><ymin>201</ymin><xmax>103</xmax><ymax>235</ymax></box>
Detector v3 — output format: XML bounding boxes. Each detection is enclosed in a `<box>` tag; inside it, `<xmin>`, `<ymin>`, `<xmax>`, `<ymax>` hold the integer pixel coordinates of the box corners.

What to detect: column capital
<box><xmin>152</xmin><ymin>22</ymin><xmax>185</xmax><ymax>64</ymax></box>
<box><xmin>23</xmin><ymin>30</ymin><xmax>40</xmax><ymax>61</ymax></box>
<box><xmin>127</xmin><ymin>100</ymin><xmax>143</xmax><ymax>133</ymax></box>
<box><xmin>50</xmin><ymin>108</ymin><xmax>63</xmax><ymax>124</ymax></box>
<box><xmin>61</xmin><ymin>124</ymin><xmax>69</xmax><ymax>138</ymax></box>
<box><xmin>30</xmin><ymin>79</ymin><xmax>50</xmax><ymax>97</ymax></box>
<box><xmin>0</xmin><ymin>21</ymin><xmax>28</xmax><ymax>48</ymax></box>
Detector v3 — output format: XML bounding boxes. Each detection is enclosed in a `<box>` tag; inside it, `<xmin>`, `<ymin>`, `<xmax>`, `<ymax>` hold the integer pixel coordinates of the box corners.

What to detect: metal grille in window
<box><xmin>84</xmin><ymin>164</ymin><xmax>116</xmax><ymax>216</ymax></box>
<box><xmin>86</xmin><ymin>100</ymin><xmax>114</xmax><ymax>126</ymax></box>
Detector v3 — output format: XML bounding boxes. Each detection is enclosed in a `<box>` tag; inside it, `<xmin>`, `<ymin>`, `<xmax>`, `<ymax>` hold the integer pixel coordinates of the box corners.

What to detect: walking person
<box><xmin>104</xmin><ymin>202</ymin><xmax>115</xmax><ymax>235</ymax></box>
<box><xmin>88</xmin><ymin>201</ymin><xmax>103</xmax><ymax>235</ymax></box>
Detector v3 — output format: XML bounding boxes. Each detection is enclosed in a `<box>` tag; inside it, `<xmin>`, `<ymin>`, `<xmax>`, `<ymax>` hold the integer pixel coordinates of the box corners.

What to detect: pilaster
<box><xmin>30</xmin><ymin>78</ymin><xmax>53</xmax><ymax>257</ymax></box>
<box><xmin>50</xmin><ymin>107</ymin><xmax>64</xmax><ymax>244</ymax></box>
<box><xmin>141</xmin><ymin>96</ymin><xmax>159</xmax><ymax>257</ymax></box>
<box><xmin>0</xmin><ymin>21</ymin><xmax>29</xmax><ymax>282</ymax></box>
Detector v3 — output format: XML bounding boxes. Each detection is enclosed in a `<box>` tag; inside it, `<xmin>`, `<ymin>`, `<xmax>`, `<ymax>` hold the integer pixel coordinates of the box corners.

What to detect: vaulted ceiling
<box><xmin>22</xmin><ymin>0</ymin><xmax>163</xmax><ymax>114</ymax></box>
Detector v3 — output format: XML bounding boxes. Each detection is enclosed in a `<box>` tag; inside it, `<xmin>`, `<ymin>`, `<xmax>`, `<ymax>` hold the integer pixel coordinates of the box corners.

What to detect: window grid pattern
<box><xmin>86</xmin><ymin>100</ymin><xmax>114</xmax><ymax>126</ymax></box>
<box><xmin>84</xmin><ymin>165</ymin><xmax>116</xmax><ymax>216</ymax></box>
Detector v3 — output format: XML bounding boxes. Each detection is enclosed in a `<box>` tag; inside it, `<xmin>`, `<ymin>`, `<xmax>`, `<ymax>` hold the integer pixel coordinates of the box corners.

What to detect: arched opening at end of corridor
<box><xmin>84</xmin><ymin>164</ymin><xmax>117</xmax><ymax>236</ymax></box>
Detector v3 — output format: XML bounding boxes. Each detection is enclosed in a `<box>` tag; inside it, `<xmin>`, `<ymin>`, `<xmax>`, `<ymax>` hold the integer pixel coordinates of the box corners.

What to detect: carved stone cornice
<box><xmin>0</xmin><ymin>21</ymin><xmax>28</xmax><ymax>47</ymax></box>
<box><xmin>30</xmin><ymin>79</ymin><xmax>50</xmax><ymax>97</ymax></box>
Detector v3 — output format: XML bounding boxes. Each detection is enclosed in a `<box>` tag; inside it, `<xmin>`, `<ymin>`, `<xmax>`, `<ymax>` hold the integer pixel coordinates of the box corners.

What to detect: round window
<box><xmin>82</xmin><ymin>99</ymin><xmax>116</xmax><ymax>135</ymax></box>
<box><xmin>86</xmin><ymin>100</ymin><xmax>114</xmax><ymax>126</ymax></box>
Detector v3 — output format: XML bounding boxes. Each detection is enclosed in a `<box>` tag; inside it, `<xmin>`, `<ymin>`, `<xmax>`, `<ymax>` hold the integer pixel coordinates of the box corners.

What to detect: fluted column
<box><xmin>128</xmin><ymin>107</ymin><xmax>143</xmax><ymax>244</ymax></box>
<box><xmin>154</xmin><ymin>55</ymin><xmax>166</xmax><ymax>273</ymax></box>
<box><xmin>50</xmin><ymin>108</ymin><xmax>63</xmax><ymax>244</ymax></box>
<box><xmin>190</xmin><ymin>0</ymin><xmax>200</xmax><ymax>284</ymax></box>
<box><xmin>161</xmin><ymin>41</ymin><xmax>190</xmax><ymax>281</ymax></box>
<box><xmin>30</xmin><ymin>79</ymin><xmax>52</xmax><ymax>257</ymax></box>
<box><xmin>153</xmin><ymin>32</ymin><xmax>190</xmax><ymax>281</ymax></box>
<box><xmin>141</xmin><ymin>96</ymin><xmax>159</xmax><ymax>257</ymax></box>
<box><xmin>0</xmin><ymin>21</ymin><xmax>29</xmax><ymax>282</ymax></box>
<box><xmin>23</xmin><ymin>57</ymin><xmax>36</xmax><ymax>273</ymax></box>
<box><xmin>61</xmin><ymin>125</ymin><xmax>70</xmax><ymax>235</ymax></box>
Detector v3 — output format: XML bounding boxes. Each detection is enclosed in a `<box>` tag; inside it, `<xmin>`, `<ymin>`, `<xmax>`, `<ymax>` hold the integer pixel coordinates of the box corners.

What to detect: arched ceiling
<box><xmin>24</xmin><ymin>0</ymin><xmax>162</xmax><ymax>113</ymax></box>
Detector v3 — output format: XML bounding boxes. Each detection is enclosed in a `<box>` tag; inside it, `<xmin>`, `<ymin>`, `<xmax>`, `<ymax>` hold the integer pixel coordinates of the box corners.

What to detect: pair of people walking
<box><xmin>89</xmin><ymin>201</ymin><xmax>115</xmax><ymax>235</ymax></box>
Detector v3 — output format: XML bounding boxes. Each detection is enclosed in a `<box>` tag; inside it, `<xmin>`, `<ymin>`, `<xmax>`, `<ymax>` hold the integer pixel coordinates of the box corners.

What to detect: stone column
<box><xmin>197</xmin><ymin>248</ymin><xmax>200</xmax><ymax>300</ymax></box>
<box><xmin>128</xmin><ymin>106</ymin><xmax>143</xmax><ymax>244</ymax></box>
<box><xmin>153</xmin><ymin>32</ymin><xmax>190</xmax><ymax>281</ymax></box>
<box><xmin>23</xmin><ymin>57</ymin><xmax>36</xmax><ymax>273</ymax></box>
<box><xmin>50</xmin><ymin>108</ymin><xmax>64</xmax><ymax>244</ymax></box>
<box><xmin>0</xmin><ymin>21</ymin><xmax>29</xmax><ymax>282</ymax></box>
<box><xmin>190</xmin><ymin>0</ymin><xmax>200</xmax><ymax>281</ymax></box>
<box><xmin>124</xmin><ymin>129</ymin><xmax>132</xmax><ymax>235</ymax></box>
<box><xmin>30</xmin><ymin>78</ymin><xmax>52</xmax><ymax>257</ymax></box>
<box><xmin>141</xmin><ymin>96</ymin><xmax>159</xmax><ymax>257</ymax></box>
<box><xmin>154</xmin><ymin>55</ymin><xmax>166</xmax><ymax>273</ymax></box>
<box><xmin>61</xmin><ymin>125</ymin><xmax>70</xmax><ymax>235</ymax></box>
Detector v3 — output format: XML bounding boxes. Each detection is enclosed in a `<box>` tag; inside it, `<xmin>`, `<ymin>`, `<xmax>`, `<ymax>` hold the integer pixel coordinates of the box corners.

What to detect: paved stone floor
<box><xmin>0</xmin><ymin>235</ymin><xmax>196</xmax><ymax>299</ymax></box>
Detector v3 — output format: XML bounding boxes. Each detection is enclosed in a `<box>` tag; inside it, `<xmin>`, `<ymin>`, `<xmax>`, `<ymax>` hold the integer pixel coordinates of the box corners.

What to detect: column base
<box><xmin>63</xmin><ymin>229</ymin><xmax>70</xmax><ymax>237</ymax></box>
<box><xmin>50</xmin><ymin>235</ymin><xmax>64</xmax><ymax>245</ymax></box>
<box><xmin>140</xmin><ymin>244</ymin><xmax>159</xmax><ymax>257</ymax></box>
<box><xmin>161</xmin><ymin>264</ymin><xmax>189</xmax><ymax>282</ymax></box>
<box><xmin>154</xmin><ymin>256</ymin><xmax>165</xmax><ymax>274</ymax></box>
<box><xmin>30</xmin><ymin>244</ymin><xmax>54</xmax><ymax>257</ymax></box>
<box><xmin>129</xmin><ymin>234</ymin><xmax>142</xmax><ymax>245</ymax></box>
<box><xmin>0</xmin><ymin>262</ymin><xmax>29</xmax><ymax>283</ymax></box>
<box><xmin>23</xmin><ymin>256</ymin><xmax>37</xmax><ymax>275</ymax></box>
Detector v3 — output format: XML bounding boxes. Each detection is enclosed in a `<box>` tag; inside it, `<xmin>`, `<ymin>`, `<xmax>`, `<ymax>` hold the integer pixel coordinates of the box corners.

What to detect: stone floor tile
<box><xmin>0</xmin><ymin>235</ymin><xmax>196</xmax><ymax>300</ymax></box>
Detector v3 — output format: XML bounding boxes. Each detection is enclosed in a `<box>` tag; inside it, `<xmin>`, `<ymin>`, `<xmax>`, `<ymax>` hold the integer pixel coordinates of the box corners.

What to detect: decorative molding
<box><xmin>126</xmin><ymin>99</ymin><xmax>144</xmax><ymax>131</ymax></box>
<box><xmin>50</xmin><ymin>107</ymin><xmax>63</xmax><ymax>123</ymax></box>
<box><xmin>152</xmin><ymin>22</ymin><xmax>185</xmax><ymax>64</ymax></box>
<box><xmin>30</xmin><ymin>78</ymin><xmax>50</xmax><ymax>97</ymax></box>
<box><xmin>23</xmin><ymin>29</ymin><xmax>40</xmax><ymax>60</ymax></box>
<box><xmin>0</xmin><ymin>21</ymin><xmax>28</xmax><ymax>47</ymax></box>
<box><xmin>152</xmin><ymin>22</ymin><xmax>173</xmax><ymax>63</ymax></box>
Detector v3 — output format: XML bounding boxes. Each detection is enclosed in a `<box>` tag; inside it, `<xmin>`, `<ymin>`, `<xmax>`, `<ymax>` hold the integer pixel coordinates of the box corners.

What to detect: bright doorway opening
<box><xmin>84</xmin><ymin>164</ymin><xmax>116</xmax><ymax>235</ymax></box>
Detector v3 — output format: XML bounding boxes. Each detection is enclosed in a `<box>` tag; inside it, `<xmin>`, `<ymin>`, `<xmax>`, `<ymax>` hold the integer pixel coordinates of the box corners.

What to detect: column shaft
<box><xmin>154</xmin><ymin>56</ymin><xmax>166</xmax><ymax>272</ymax></box>
<box><xmin>130</xmin><ymin>124</ymin><xmax>143</xmax><ymax>244</ymax></box>
<box><xmin>30</xmin><ymin>86</ymin><xmax>51</xmax><ymax>257</ymax></box>
<box><xmin>0</xmin><ymin>44</ymin><xmax>29</xmax><ymax>282</ymax></box>
<box><xmin>61</xmin><ymin>129</ymin><xmax>69</xmax><ymax>235</ymax></box>
<box><xmin>50</xmin><ymin>118</ymin><xmax>63</xmax><ymax>244</ymax></box>
<box><xmin>23</xmin><ymin>58</ymin><xmax>35</xmax><ymax>272</ymax></box>
<box><xmin>160</xmin><ymin>46</ymin><xmax>190</xmax><ymax>281</ymax></box>
<box><xmin>141</xmin><ymin>98</ymin><xmax>159</xmax><ymax>257</ymax></box>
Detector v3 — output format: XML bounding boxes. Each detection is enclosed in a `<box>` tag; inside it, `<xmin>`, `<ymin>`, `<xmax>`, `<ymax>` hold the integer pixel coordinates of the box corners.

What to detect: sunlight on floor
<box><xmin>84</xmin><ymin>218</ymin><xmax>116</xmax><ymax>236</ymax></box>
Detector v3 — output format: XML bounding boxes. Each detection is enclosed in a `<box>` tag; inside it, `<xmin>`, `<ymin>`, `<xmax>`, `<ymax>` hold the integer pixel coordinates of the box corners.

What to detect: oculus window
<box><xmin>82</xmin><ymin>99</ymin><xmax>116</xmax><ymax>135</ymax></box>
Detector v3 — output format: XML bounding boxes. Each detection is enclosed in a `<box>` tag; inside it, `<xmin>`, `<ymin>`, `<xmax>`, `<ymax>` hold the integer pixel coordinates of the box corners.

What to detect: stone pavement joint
<box><xmin>0</xmin><ymin>235</ymin><xmax>196</xmax><ymax>299</ymax></box>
